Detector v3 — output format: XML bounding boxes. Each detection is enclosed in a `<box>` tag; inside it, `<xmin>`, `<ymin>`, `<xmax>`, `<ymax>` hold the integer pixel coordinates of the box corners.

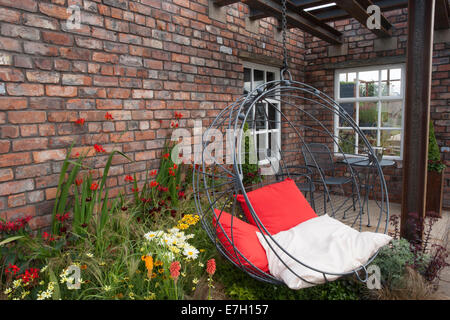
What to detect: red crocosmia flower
<box><xmin>150</xmin><ymin>170</ymin><xmax>157</xmax><ymax>176</ymax></box>
<box><xmin>56</xmin><ymin>212</ymin><xmax>70</xmax><ymax>222</ymax></box>
<box><xmin>173</xmin><ymin>164</ymin><xmax>178</xmax><ymax>170</ymax></box>
<box><xmin>124</xmin><ymin>175</ymin><xmax>133</xmax><ymax>182</ymax></box>
<box><xmin>150</xmin><ymin>181</ymin><xmax>159</xmax><ymax>188</ymax></box>
<box><xmin>169</xmin><ymin>261</ymin><xmax>181</xmax><ymax>281</ymax></box>
<box><xmin>174</xmin><ymin>112</ymin><xmax>183</xmax><ymax>119</ymax></box>
<box><xmin>90</xmin><ymin>183</ymin><xmax>99</xmax><ymax>191</ymax></box>
<box><xmin>75</xmin><ymin>118</ymin><xmax>85</xmax><ymax>125</ymax></box>
<box><xmin>73</xmin><ymin>152</ymin><xmax>80</xmax><ymax>158</ymax></box>
<box><xmin>206</xmin><ymin>259</ymin><xmax>216</xmax><ymax>276</ymax></box>
<box><xmin>178</xmin><ymin>191</ymin><xmax>185</xmax><ymax>199</ymax></box>
<box><xmin>94</xmin><ymin>144</ymin><xmax>106</xmax><ymax>153</ymax></box>
<box><xmin>105</xmin><ymin>112</ymin><xmax>114</xmax><ymax>120</ymax></box>
<box><xmin>75</xmin><ymin>178</ymin><xmax>83</xmax><ymax>186</ymax></box>
<box><xmin>162</xmin><ymin>153</ymin><xmax>169</xmax><ymax>160</ymax></box>
<box><xmin>5</xmin><ymin>264</ymin><xmax>20</xmax><ymax>276</ymax></box>
<box><xmin>131</xmin><ymin>187</ymin><xmax>139</xmax><ymax>193</ymax></box>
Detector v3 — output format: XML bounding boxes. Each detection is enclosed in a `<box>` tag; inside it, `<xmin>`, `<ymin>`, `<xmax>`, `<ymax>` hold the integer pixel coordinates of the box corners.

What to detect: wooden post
<box><xmin>400</xmin><ymin>0</ymin><xmax>435</xmax><ymax>241</ymax></box>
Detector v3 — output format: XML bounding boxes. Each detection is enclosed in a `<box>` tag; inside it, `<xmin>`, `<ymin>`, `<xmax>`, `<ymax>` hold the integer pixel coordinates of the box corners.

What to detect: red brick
<box><xmin>20</xmin><ymin>125</ymin><xmax>38</xmax><ymax>137</ymax></box>
<box><xmin>107</xmin><ymin>88</ymin><xmax>131</xmax><ymax>98</ymax></box>
<box><xmin>12</xmin><ymin>138</ymin><xmax>47</xmax><ymax>152</ymax></box>
<box><xmin>62</xmin><ymin>74</ymin><xmax>92</xmax><ymax>86</ymax></box>
<box><xmin>28</xmin><ymin>214</ymin><xmax>51</xmax><ymax>231</ymax></box>
<box><xmin>96</xmin><ymin>99</ymin><xmax>123</xmax><ymax>109</ymax></box>
<box><xmin>1</xmin><ymin>126</ymin><xmax>19</xmax><ymax>138</ymax></box>
<box><xmin>24</xmin><ymin>41</ymin><xmax>58</xmax><ymax>56</ymax></box>
<box><xmin>0</xmin><ymin>67</ymin><xmax>24</xmax><ymax>82</ymax></box>
<box><xmin>0</xmin><ymin>36</ymin><xmax>21</xmax><ymax>52</ymax></box>
<box><xmin>42</xmin><ymin>31</ymin><xmax>74</xmax><ymax>46</ymax></box>
<box><xmin>0</xmin><ymin>168</ymin><xmax>13</xmax><ymax>182</ymax></box>
<box><xmin>46</xmin><ymin>85</ymin><xmax>78</xmax><ymax>97</ymax></box>
<box><xmin>26</xmin><ymin>70</ymin><xmax>60</xmax><ymax>83</ymax></box>
<box><xmin>15</xmin><ymin>163</ymin><xmax>51</xmax><ymax>179</ymax></box>
<box><xmin>0</xmin><ymin>0</ymin><xmax>37</xmax><ymax>12</ymax></box>
<box><xmin>38</xmin><ymin>124</ymin><xmax>56</xmax><ymax>136</ymax></box>
<box><xmin>38</xmin><ymin>2</ymin><xmax>70</xmax><ymax>19</ymax></box>
<box><xmin>0</xmin><ymin>98</ymin><xmax>27</xmax><ymax>110</ymax></box>
<box><xmin>8</xmin><ymin>193</ymin><xmax>26</xmax><ymax>207</ymax></box>
<box><xmin>0</xmin><ymin>205</ymin><xmax>36</xmax><ymax>222</ymax></box>
<box><xmin>93</xmin><ymin>52</ymin><xmax>119</xmax><ymax>64</ymax></box>
<box><xmin>59</xmin><ymin>47</ymin><xmax>91</xmax><ymax>60</ymax></box>
<box><xmin>0</xmin><ymin>179</ymin><xmax>34</xmax><ymax>196</ymax></box>
<box><xmin>0</xmin><ymin>140</ymin><xmax>9</xmax><ymax>153</ymax></box>
<box><xmin>8</xmin><ymin>111</ymin><xmax>46</xmax><ymax>124</ymax></box>
<box><xmin>6</xmin><ymin>83</ymin><xmax>44</xmax><ymax>96</ymax></box>
<box><xmin>0</xmin><ymin>8</ymin><xmax>21</xmax><ymax>23</ymax></box>
<box><xmin>48</xmin><ymin>111</ymin><xmax>78</xmax><ymax>122</ymax></box>
<box><xmin>23</xmin><ymin>13</ymin><xmax>58</xmax><ymax>30</ymax></box>
<box><xmin>32</xmin><ymin>149</ymin><xmax>66</xmax><ymax>163</ymax></box>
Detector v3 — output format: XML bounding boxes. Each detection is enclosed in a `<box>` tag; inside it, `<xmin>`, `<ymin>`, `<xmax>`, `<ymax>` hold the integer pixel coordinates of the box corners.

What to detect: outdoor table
<box><xmin>339</xmin><ymin>156</ymin><xmax>395</xmax><ymax>227</ymax></box>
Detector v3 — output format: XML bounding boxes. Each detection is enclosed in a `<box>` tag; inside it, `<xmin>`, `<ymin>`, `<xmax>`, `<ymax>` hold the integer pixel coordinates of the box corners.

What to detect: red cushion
<box><xmin>236</xmin><ymin>178</ymin><xmax>317</xmax><ymax>234</ymax></box>
<box><xmin>213</xmin><ymin>209</ymin><xmax>269</xmax><ymax>273</ymax></box>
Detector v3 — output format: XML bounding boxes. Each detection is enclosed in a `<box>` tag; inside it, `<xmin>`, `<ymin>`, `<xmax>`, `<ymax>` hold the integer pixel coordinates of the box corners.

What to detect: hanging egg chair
<box><xmin>193</xmin><ymin>0</ymin><xmax>391</xmax><ymax>288</ymax></box>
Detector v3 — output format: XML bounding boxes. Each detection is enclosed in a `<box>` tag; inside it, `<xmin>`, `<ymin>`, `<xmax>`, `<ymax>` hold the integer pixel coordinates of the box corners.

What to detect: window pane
<box><xmin>339</xmin><ymin>102</ymin><xmax>356</xmax><ymax>127</ymax></box>
<box><xmin>358</xmin><ymin>130</ymin><xmax>377</xmax><ymax>155</ymax></box>
<box><xmin>381</xmin><ymin>101</ymin><xmax>402</xmax><ymax>128</ymax></box>
<box><xmin>381</xmin><ymin>68</ymin><xmax>402</xmax><ymax>96</ymax></box>
<box><xmin>244</xmin><ymin>68</ymin><xmax>251</xmax><ymax>94</ymax></box>
<box><xmin>359</xmin><ymin>70</ymin><xmax>379</xmax><ymax>97</ymax></box>
<box><xmin>257</xmin><ymin>133</ymin><xmax>268</xmax><ymax>160</ymax></box>
<box><xmin>339</xmin><ymin>73</ymin><xmax>357</xmax><ymax>98</ymax></box>
<box><xmin>359</xmin><ymin>102</ymin><xmax>378</xmax><ymax>127</ymax></box>
<box><xmin>255</xmin><ymin>102</ymin><xmax>266</xmax><ymax>131</ymax></box>
<box><xmin>268</xmin><ymin>103</ymin><xmax>279</xmax><ymax>129</ymax></box>
<box><xmin>267</xmin><ymin>71</ymin><xmax>275</xmax><ymax>82</ymax></box>
<box><xmin>338</xmin><ymin>130</ymin><xmax>356</xmax><ymax>154</ymax></box>
<box><xmin>380</xmin><ymin>130</ymin><xmax>402</xmax><ymax>157</ymax></box>
<box><xmin>254</xmin><ymin>69</ymin><xmax>264</xmax><ymax>88</ymax></box>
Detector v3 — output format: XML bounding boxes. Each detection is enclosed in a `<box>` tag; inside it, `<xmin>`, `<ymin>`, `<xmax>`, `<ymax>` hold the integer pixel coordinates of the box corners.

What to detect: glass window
<box><xmin>335</xmin><ymin>65</ymin><xmax>405</xmax><ymax>159</ymax></box>
<box><xmin>242</xmin><ymin>62</ymin><xmax>281</xmax><ymax>163</ymax></box>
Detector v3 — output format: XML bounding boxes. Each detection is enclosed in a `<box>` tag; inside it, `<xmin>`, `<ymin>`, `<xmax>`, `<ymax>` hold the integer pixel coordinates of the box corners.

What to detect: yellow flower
<box><xmin>158</xmin><ymin>268</ymin><xmax>164</xmax><ymax>274</ymax></box>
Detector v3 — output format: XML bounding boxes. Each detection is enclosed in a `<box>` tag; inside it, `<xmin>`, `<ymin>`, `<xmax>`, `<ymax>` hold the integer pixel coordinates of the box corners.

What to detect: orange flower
<box><xmin>141</xmin><ymin>255</ymin><xmax>153</xmax><ymax>278</ymax></box>
<box><xmin>169</xmin><ymin>261</ymin><xmax>181</xmax><ymax>281</ymax></box>
<box><xmin>206</xmin><ymin>259</ymin><xmax>216</xmax><ymax>276</ymax></box>
<box><xmin>80</xmin><ymin>264</ymin><xmax>87</xmax><ymax>270</ymax></box>
<box><xmin>90</xmin><ymin>183</ymin><xmax>99</xmax><ymax>191</ymax></box>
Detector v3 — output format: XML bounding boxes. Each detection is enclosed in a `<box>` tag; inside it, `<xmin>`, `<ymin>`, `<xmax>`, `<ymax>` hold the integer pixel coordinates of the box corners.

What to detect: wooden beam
<box><xmin>401</xmin><ymin>0</ymin><xmax>436</xmax><ymax>242</ymax></box>
<box><xmin>248</xmin><ymin>7</ymin><xmax>271</xmax><ymax>20</ymax></box>
<box><xmin>213</xmin><ymin>0</ymin><xmax>241</xmax><ymax>7</ymax></box>
<box><xmin>290</xmin><ymin>0</ymin><xmax>331</xmax><ymax>9</ymax></box>
<box><xmin>242</xmin><ymin>0</ymin><xmax>343</xmax><ymax>44</ymax></box>
<box><xmin>334</xmin><ymin>0</ymin><xmax>392</xmax><ymax>37</ymax></box>
<box><xmin>313</xmin><ymin>0</ymin><xmax>408</xmax><ymax>22</ymax></box>
<box><xmin>435</xmin><ymin>0</ymin><xmax>450</xmax><ymax>29</ymax></box>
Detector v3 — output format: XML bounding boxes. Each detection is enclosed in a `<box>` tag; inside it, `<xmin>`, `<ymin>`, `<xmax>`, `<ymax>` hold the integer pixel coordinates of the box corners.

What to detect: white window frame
<box><xmin>334</xmin><ymin>64</ymin><xmax>406</xmax><ymax>160</ymax></box>
<box><xmin>243</xmin><ymin>62</ymin><xmax>281</xmax><ymax>165</ymax></box>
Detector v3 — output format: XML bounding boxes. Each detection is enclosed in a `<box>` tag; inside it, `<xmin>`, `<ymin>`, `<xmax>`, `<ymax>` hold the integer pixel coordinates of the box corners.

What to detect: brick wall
<box><xmin>0</xmin><ymin>0</ymin><xmax>305</xmax><ymax>230</ymax></box>
<box><xmin>303</xmin><ymin>8</ymin><xmax>450</xmax><ymax>206</ymax></box>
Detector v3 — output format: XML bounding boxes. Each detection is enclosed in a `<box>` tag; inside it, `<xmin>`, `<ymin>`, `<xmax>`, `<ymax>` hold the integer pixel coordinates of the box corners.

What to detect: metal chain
<box><xmin>281</xmin><ymin>0</ymin><xmax>288</xmax><ymax>73</ymax></box>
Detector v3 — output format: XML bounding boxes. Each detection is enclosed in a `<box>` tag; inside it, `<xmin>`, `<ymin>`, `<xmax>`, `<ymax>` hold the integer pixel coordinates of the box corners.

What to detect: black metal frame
<box><xmin>193</xmin><ymin>79</ymin><xmax>390</xmax><ymax>286</ymax></box>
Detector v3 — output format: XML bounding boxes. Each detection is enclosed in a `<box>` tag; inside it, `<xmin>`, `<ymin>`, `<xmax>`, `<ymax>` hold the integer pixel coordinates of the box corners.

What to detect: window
<box><xmin>243</xmin><ymin>62</ymin><xmax>281</xmax><ymax>164</ymax></box>
<box><xmin>334</xmin><ymin>65</ymin><xmax>405</xmax><ymax>159</ymax></box>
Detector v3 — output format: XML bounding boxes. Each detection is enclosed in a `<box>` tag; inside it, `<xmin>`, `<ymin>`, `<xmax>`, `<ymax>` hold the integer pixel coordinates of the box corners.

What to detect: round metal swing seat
<box><xmin>193</xmin><ymin>79</ymin><xmax>390</xmax><ymax>286</ymax></box>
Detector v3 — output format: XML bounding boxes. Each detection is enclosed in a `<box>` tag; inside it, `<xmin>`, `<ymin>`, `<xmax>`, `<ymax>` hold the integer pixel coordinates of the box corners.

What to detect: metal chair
<box><xmin>302</xmin><ymin>143</ymin><xmax>356</xmax><ymax>216</ymax></box>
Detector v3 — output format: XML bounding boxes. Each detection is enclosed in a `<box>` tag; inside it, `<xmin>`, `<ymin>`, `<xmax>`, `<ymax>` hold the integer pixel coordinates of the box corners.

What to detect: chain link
<box><xmin>281</xmin><ymin>0</ymin><xmax>288</xmax><ymax>72</ymax></box>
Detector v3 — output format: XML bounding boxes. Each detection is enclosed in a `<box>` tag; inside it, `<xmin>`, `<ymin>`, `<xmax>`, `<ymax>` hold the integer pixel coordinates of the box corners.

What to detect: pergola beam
<box><xmin>242</xmin><ymin>0</ymin><xmax>343</xmax><ymax>44</ymax></box>
<box><xmin>249</xmin><ymin>7</ymin><xmax>271</xmax><ymax>20</ymax></box>
<box><xmin>401</xmin><ymin>0</ymin><xmax>436</xmax><ymax>241</ymax></box>
<box><xmin>435</xmin><ymin>0</ymin><xmax>450</xmax><ymax>29</ymax></box>
<box><xmin>213</xmin><ymin>0</ymin><xmax>241</xmax><ymax>7</ymax></box>
<box><xmin>313</xmin><ymin>0</ymin><xmax>408</xmax><ymax>22</ymax></box>
<box><xmin>334</xmin><ymin>0</ymin><xmax>392</xmax><ymax>37</ymax></box>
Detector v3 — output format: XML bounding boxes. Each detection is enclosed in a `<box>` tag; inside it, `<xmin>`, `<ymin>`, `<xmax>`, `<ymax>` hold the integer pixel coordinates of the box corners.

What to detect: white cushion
<box><xmin>256</xmin><ymin>214</ymin><xmax>392</xmax><ymax>289</ymax></box>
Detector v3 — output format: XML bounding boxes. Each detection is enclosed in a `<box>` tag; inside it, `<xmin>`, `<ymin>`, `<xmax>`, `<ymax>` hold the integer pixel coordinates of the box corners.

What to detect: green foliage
<box><xmin>428</xmin><ymin>121</ymin><xmax>446</xmax><ymax>173</ymax></box>
<box><xmin>215</xmin><ymin>257</ymin><xmax>362</xmax><ymax>300</ymax></box>
<box><xmin>371</xmin><ymin>238</ymin><xmax>430</xmax><ymax>288</ymax></box>
<box><xmin>241</xmin><ymin>122</ymin><xmax>261</xmax><ymax>186</ymax></box>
